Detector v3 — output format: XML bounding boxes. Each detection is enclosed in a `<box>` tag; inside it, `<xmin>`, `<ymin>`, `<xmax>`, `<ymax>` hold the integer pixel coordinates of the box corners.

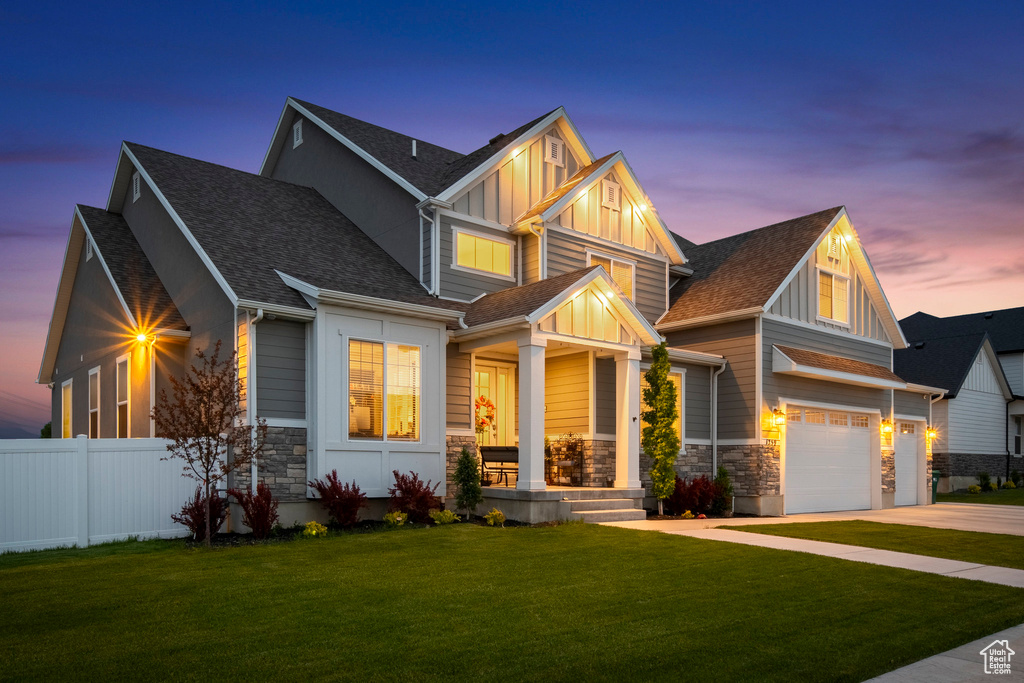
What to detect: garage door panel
<box><xmin>895</xmin><ymin>423</ymin><xmax>919</xmax><ymax>506</ymax></box>
<box><xmin>786</xmin><ymin>407</ymin><xmax>871</xmax><ymax>514</ymax></box>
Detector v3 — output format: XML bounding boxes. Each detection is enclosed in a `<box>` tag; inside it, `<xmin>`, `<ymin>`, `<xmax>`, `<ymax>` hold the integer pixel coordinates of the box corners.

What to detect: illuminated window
<box><xmin>89</xmin><ymin>367</ymin><xmax>100</xmax><ymax>438</ymax></box>
<box><xmin>61</xmin><ymin>379</ymin><xmax>73</xmax><ymax>438</ymax></box>
<box><xmin>829</xmin><ymin>411</ymin><xmax>848</xmax><ymax>427</ymax></box>
<box><xmin>543</xmin><ymin>135</ymin><xmax>564</xmax><ymax>167</ymax></box>
<box><xmin>349</xmin><ymin>340</ymin><xmax>420</xmax><ymax>441</ymax></box>
<box><xmin>805</xmin><ymin>410</ymin><xmax>826</xmax><ymax>425</ymax></box>
<box><xmin>818</xmin><ymin>270</ymin><xmax>849</xmax><ymax>324</ymax></box>
<box><xmin>116</xmin><ymin>354</ymin><xmax>130</xmax><ymax>438</ymax></box>
<box><xmin>641</xmin><ymin>371</ymin><xmax>683</xmax><ymax>445</ymax></box>
<box><xmin>852</xmin><ymin>415</ymin><xmax>869</xmax><ymax>428</ymax></box>
<box><xmin>786</xmin><ymin>408</ymin><xmax>802</xmax><ymax>423</ymax></box>
<box><xmin>901</xmin><ymin>423</ymin><xmax>915</xmax><ymax>435</ymax></box>
<box><xmin>588</xmin><ymin>252</ymin><xmax>634</xmax><ymax>300</ymax></box>
<box><xmin>454</xmin><ymin>229</ymin><xmax>512</xmax><ymax>278</ymax></box>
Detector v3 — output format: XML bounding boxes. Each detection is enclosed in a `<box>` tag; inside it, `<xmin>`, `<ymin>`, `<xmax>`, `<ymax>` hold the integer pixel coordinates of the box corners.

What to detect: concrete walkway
<box><xmin>868</xmin><ymin>622</ymin><xmax>1024</xmax><ymax>682</ymax></box>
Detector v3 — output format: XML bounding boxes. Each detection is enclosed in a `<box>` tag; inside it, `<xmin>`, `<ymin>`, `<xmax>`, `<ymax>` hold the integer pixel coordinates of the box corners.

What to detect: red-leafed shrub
<box><xmin>388</xmin><ymin>470</ymin><xmax>441</xmax><ymax>523</ymax></box>
<box><xmin>172</xmin><ymin>487</ymin><xmax>228</xmax><ymax>541</ymax></box>
<box><xmin>665</xmin><ymin>475</ymin><xmax>717</xmax><ymax>516</ymax></box>
<box><xmin>308</xmin><ymin>470</ymin><xmax>368</xmax><ymax>528</ymax></box>
<box><xmin>228</xmin><ymin>483</ymin><xmax>280</xmax><ymax>539</ymax></box>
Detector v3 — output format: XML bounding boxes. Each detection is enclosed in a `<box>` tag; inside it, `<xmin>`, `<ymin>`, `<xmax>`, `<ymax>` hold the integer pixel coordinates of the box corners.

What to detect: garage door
<box><xmin>895</xmin><ymin>422</ymin><xmax>920</xmax><ymax>506</ymax></box>
<box><xmin>785</xmin><ymin>407</ymin><xmax>872</xmax><ymax>514</ymax></box>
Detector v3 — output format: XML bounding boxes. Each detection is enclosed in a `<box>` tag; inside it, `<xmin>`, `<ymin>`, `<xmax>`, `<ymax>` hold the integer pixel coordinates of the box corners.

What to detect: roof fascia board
<box><xmin>237</xmin><ymin>298</ymin><xmax>317</xmax><ymax>321</ymax></box>
<box><xmin>665</xmin><ymin>348</ymin><xmax>728</xmax><ymax>367</ymax></box>
<box><xmin>286</xmin><ymin>98</ymin><xmax>427</xmax><ymax>201</ymax></box>
<box><xmin>257</xmin><ymin>99</ymin><xmax>294</xmax><ymax>177</ymax></box>
<box><xmin>980</xmin><ymin>338</ymin><xmax>1014</xmax><ymax>399</ymax></box>
<box><xmin>37</xmin><ymin>211</ymin><xmax>85</xmax><ymax>383</ymax></box>
<box><xmin>656</xmin><ymin>307</ymin><xmax>763</xmax><ymax>332</ymax></box>
<box><xmin>536</xmin><ymin>153</ymin><xmax>621</xmax><ymax>222</ymax></box>
<box><xmin>772</xmin><ymin>346</ymin><xmax>906</xmax><ymax>390</ymax></box>
<box><xmin>453</xmin><ymin>317</ymin><xmax>532</xmax><ymax>343</ymax></box>
<box><xmin>121</xmin><ymin>145</ymin><xmax>240</xmax><ymax>307</ymax></box>
<box><xmin>614</xmin><ymin>155</ymin><xmax>687</xmax><ymax>265</ymax></box>
<box><xmin>554</xmin><ymin>108</ymin><xmax>596</xmax><ymax>164</ymax></box>
<box><xmin>846</xmin><ymin>220</ymin><xmax>909</xmax><ymax>349</ymax></box>
<box><xmin>75</xmin><ymin>206</ymin><xmax>139</xmax><ymax>330</ymax></box>
<box><xmin>904</xmin><ymin>382</ymin><xmax>948</xmax><ymax>395</ymax></box>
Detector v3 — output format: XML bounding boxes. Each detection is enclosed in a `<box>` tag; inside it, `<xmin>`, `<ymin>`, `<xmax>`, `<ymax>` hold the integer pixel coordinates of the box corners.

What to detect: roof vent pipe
<box><xmin>412</xmin><ymin>139</ymin><xmax>417</xmax><ymax>159</ymax></box>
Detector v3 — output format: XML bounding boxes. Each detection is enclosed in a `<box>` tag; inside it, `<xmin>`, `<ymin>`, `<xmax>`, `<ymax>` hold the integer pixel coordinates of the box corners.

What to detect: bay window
<box><xmin>349</xmin><ymin>340</ymin><xmax>420</xmax><ymax>441</ymax></box>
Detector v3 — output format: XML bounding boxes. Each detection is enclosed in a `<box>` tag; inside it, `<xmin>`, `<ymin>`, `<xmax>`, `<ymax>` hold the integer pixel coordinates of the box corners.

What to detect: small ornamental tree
<box><xmin>453</xmin><ymin>447</ymin><xmax>483</xmax><ymax>519</ymax></box>
<box><xmin>152</xmin><ymin>340</ymin><xmax>267</xmax><ymax>547</ymax></box>
<box><xmin>641</xmin><ymin>342</ymin><xmax>681</xmax><ymax>515</ymax></box>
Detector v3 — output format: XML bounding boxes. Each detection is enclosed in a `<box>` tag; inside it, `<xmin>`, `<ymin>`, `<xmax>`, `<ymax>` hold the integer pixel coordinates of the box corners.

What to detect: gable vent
<box><xmin>292</xmin><ymin>119</ymin><xmax>303</xmax><ymax>148</ymax></box>
<box><xmin>132</xmin><ymin>171</ymin><xmax>141</xmax><ymax>203</ymax></box>
<box><xmin>543</xmin><ymin>135</ymin><xmax>564</xmax><ymax>168</ymax></box>
<box><xmin>601</xmin><ymin>179</ymin><xmax>621</xmax><ymax>210</ymax></box>
<box><xmin>827</xmin><ymin>233</ymin><xmax>841</xmax><ymax>258</ymax></box>
<box><xmin>86</xmin><ymin>237</ymin><xmax>93</xmax><ymax>261</ymax></box>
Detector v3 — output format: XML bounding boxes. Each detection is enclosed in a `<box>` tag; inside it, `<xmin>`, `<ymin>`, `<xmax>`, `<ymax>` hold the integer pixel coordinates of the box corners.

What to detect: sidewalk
<box><xmin>868</xmin><ymin>622</ymin><xmax>1024</xmax><ymax>682</ymax></box>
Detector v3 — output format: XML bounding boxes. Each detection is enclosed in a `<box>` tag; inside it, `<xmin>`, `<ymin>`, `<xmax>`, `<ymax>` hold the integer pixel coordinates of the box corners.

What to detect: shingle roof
<box><xmin>77</xmin><ymin>205</ymin><xmax>187</xmax><ymax>331</ymax></box>
<box><xmin>775</xmin><ymin>345</ymin><xmax>904</xmax><ymax>384</ymax></box>
<box><xmin>662</xmin><ymin>207</ymin><xmax>842</xmax><ymax>326</ymax></box>
<box><xmin>901</xmin><ymin>308</ymin><xmax>1024</xmax><ymax>354</ymax></box>
<box><xmin>463</xmin><ymin>266</ymin><xmax>599</xmax><ymax>327</ymax></box>
<box><xmin>127</xmin><ymin>143</ymin><xmax>460</xmax><ymax>312</ymax></box>
<box><xmin>892</xmin><ymin>333</ymin><xmax>988</xmax><ymax>398</ymax></box>
<box><xmin>291</xmin><ymin>99</ymin><xmax>463</xmax><ymax>197</ymax></box>
<box><xmin>671</xmin><ymin>232</ymin><xmax>697</xmax><ymax>251</ymax></box>
<box><xmin>515</xmin><ymin>153</ymin><xmax>616</xmax><ymax>224</ymax></box>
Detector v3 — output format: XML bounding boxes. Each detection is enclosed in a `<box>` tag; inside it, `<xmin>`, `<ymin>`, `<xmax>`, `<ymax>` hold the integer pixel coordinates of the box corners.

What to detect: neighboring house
<box><xmin>896</xmin><ymin>307</ymin><xmax>1024</xmax><ymax>489</ymax></box>
<box><xmin>38</xmin><ymin>98</ymin><xmax>935</xmax><ymax>522</ymax></box>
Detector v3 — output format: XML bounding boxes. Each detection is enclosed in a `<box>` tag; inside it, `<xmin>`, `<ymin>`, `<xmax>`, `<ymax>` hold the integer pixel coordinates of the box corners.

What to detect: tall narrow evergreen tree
<box><xmin>641</xmin><ymin>342</ymin><xmax>680</xmax><ymax>515</ymax></box>
<box><xmin>453</xmin><ymin>447</ymin><xmax>484</xmax><ymax>519</ymax></box>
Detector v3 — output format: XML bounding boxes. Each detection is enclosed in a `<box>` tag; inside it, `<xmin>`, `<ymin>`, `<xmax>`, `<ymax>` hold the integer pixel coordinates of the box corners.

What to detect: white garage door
<box><xmin>785</xmin><ymin>407</ymin><xmax>872</xmax><ymax>514</ymax></box>
<box><xmin>895</xmin><ymin>422</ymin><xmax>920</xmax><ymax>506</ymax></box>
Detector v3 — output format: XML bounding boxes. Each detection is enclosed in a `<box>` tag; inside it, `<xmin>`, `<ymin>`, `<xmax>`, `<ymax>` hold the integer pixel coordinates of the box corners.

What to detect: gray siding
<box><xmin>946</xmin><ymin>353</ymin><xmax>1009</xmax><ymax>454</ymax></box>
<box><xmin>437</xmin><ymin>217</ymin><xmax>519</xmax><ymax>301</ymax></box>
<box><xmin>999</xmin><ymin>353</ymin><xmax>1024</xmax><ymax>396</ymax></box>
<box><xmin>894</xmin><ymin>390</ymin><xmax>931</xmax><ymax>419</ymax></box>
<box><xmin>762</xmin><ymin>317</ymin><xmax>891</xmax><ymax>417</ymax></box>
<box><xmin>421</xmin><ymin>216</ymin><xmax>432</xmax><ymax>291</ymax></box>
<box><xmin>523</xmin><ymin>232</ymin><xmax>541</xmax><ymax>285</ymax></box>
<box><xmin>683</xmin><ymin>363</ymin><xmax>712</xmax><ymax>441</ymax></box>
<box><xmin>269</xmin><ymin>113</ymin><xmax>421</xmax><ymax>279</ymax></box>
<box><xmin>595</xmin><ymin>357</ymin><xmax>615</xmax><ymax>435</ymax></box>
<box><xmin>255</xmin><ymin>319</ymin><xmax>306</xmax><ymax>419</ymax></box>
<box><xmin>446</xmin><ymin>343</ymin><xmax>472</xmax><ymax>430</ymax></box>
<box><xmin>932</xmin><ymin>400</ymin><xmax>949</xmax><ymax>453</ymax></box>
<box><xmin>545</xmin><ymin>230</ymin><xmax>668</xmax><ymax>323</ymax></box>
<box><xmin>666</xmin><ymin>319</ymin><xmax>757</xmax><ymax>440</ymax></box>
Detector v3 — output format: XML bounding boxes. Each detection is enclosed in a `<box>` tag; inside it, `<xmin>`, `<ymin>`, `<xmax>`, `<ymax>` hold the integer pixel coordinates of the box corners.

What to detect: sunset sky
<box><xmin>2</xmin><ymin>1</ymin><xmax>1023</xmax><ymax>435</ymax></box>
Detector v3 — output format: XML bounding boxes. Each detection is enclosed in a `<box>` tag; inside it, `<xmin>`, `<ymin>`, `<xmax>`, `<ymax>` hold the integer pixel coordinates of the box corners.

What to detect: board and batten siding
<box><xmin>553</xmin><ymin>170</ymin><xmax>663</xmax><ymax>257</ymax></box>
<box><xmin>545</xmin><ymin>352</ymin><xmax>589</xmax><ymax>435</ymax></box>
<box><xmin>894</xmin><ymin>389</ymin><xmax>931</xmax><ymax>419</ymax></box>
<box><xmin>255</xmin><ymin>319</ymin><xmax>306</xmax><ymax>420</ymax></box>
<box><xmin>767</xmin><ymin>244</ymin><xmax>891</xmax><ymax>342</ymax></box>
<box><xmin>545</xmin><ymin>230</ymin><xmax>668</xmax><ymax>323</ymax></box>
<box><xmin>450</xmin><ymin>126</ymin><xmax>581</xmax><ymax>226</ymax></box>
<box><xmin>999</xmin><ymin>353</ymin><xmax>1024</xmax><ymax>396</ymax></box>
<box><xmin>666</xmin><ymin>319</ymin><xmax>756</xmax><ymax>440</ymax></box>
<box><xmin>437</xmin><ymin>218</ymin><xmax>519</xmax><ymax>301</ymax></box>
<box><xmin>931</xmin><ymin>401</ymin><xmax>950</xmax><ymax>453</ymax></box>
<box><xmin>762</xmin><ymin>317</ymin><xmax>891</xmax><ymax>417</ymax></box>
<box><xmin>946</xmin><ymin>351</ymin><xmax>1009</xmax><ymax>454</ymax></box>
<box><xmin>446</xmin><ymin>344</ymin><xmax>472</xmax><ymax>430</ymax></box>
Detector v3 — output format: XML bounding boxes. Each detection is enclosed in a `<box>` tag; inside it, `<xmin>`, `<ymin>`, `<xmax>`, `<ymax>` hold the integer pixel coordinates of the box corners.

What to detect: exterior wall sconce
<box><xmin>880</xmin><ymin>419</ymin><xmax>894</xmax><ymax>435</ymax></box>
<box><xmin>926</xmin><ymin>426</ymin><xmax>938</xmax><ymax>440</ymax></box>
<box><xmin>770</xmin><ymin>408</ymin><xmax>786</xmax><ymax>428</ymax></box>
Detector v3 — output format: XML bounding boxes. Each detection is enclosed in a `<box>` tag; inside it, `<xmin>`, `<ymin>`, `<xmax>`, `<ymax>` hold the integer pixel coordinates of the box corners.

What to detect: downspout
<box><xmin>711</xmin><ymin>361</ymin><xmax>726</xmax><ymax>474</ymax></box>
<box><xmin>929</xmin><ymin>391</ymin><xmax>945</xmax><ymax>484</ymax></box>
<box><xmin>418</xmin><ymin>209</ymin><xmax>436</xmax><ymax>294</ymax></box>
<box><xmin>249</xmin><ymin>308</ymin><xmax>264</xmax><ymax>494</ymax></box>
<box><xmin>149</xmin><ymin>336</ymin><xmax>158</xmax><ymax>438</ymax></box>
<box><xmin>1008</xmin><ymin>399</ymin><xmax>1013</xmax><ymax>481</ymax></box>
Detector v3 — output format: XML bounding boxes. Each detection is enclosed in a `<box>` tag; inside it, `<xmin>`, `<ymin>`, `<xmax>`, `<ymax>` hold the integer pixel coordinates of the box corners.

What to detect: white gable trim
<box><xmin>969</xmin><ymin>338</ymin><xmax>1014</xmax><ymax>399</ymax></box>
<box><xmin>761</xmin><ymin>207</ymin><xmax>907</xmax><ymax>349</ymax></box>
<box><xmin>38</xmin><ymin>210</ymin><xmax>85</xmax><ymax>384</ymax></box>
<box><xmin>76</xmin><ymin>207</ymin><xmax>138</xmax><ymax>330</ymax></box>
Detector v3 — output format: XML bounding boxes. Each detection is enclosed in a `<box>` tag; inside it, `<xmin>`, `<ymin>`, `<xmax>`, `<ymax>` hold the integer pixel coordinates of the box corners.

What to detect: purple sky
<box><xmin>2</xmin><ymin>1</ymin><xmax>1023</xmax><ymax>435</ymax></box>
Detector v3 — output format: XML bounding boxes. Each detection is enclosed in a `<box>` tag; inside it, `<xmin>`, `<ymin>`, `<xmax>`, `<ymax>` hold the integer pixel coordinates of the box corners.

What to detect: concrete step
<box><xmin>570</xmin><ymin>498</ymin><xmax>639</xmax><ymax>512</ymax></box>
<box><xmin>571</xmin><ymin>508</ymin><xmax>648</xmax><ymax>523</ymax></box>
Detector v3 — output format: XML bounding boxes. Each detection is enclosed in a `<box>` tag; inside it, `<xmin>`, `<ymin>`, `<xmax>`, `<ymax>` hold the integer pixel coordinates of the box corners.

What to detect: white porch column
<box><xmin>615</xmin><ymin>349</ymin><xmax>642</xmax><ymax>489</ymax></box>
<box><xmin>517</xmin><ymin>336</ymin><xmax>547</xmax><ymax>491</ymax></box>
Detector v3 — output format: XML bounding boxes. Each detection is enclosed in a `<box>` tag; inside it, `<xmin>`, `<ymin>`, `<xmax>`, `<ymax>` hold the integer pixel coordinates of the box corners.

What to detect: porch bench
<box><xmin>479</xmin><ymin>446</ymin><xmax>519</xmax><ymax>487</ymax></box>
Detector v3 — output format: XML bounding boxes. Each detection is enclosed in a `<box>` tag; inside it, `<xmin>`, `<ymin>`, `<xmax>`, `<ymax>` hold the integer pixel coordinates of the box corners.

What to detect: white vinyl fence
<box><xmin>1</xmin><ymin>436</ymin><xmax>197</xmax><ymax>553</ymax></box>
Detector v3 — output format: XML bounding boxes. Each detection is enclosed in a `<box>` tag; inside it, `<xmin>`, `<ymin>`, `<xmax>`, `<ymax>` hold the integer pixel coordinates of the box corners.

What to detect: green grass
<box><xmin>727</xmin><ymin>520</ymin><xmax>1024</xmax><ymax>570</ymax></box>
<box><xmin>3</xmin><ymin>525</ymin><xmax>1024</xmax><ymax>682</ymax></box>
<box><xmin>938</xmin><ymin>487</ymin><xmax>1024</xmax><ymax>505</ymax></box>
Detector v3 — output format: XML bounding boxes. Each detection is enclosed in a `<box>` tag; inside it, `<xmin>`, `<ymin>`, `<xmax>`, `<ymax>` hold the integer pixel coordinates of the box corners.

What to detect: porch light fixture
<box><xmin>880</xmin><ymin>419</ymin><xmax>894</xmax><ymax>435</ymax></box>
<box><xmin>136</xmin><ymin>333</ymin><xmax>148</xmax><ymax>343</ymax></box>
<box><xmin>770</xmin><ymin>408</ymin><xmax>786</xmax><ymax>428</ymax></box>
<box><xmin>926</xmin><ymin>426</ymin><xmax>938</xmax><ymax>440</ymax></box>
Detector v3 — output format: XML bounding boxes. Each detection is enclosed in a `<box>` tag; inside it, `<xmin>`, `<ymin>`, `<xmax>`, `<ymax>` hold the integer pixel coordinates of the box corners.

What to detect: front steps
<box><xmin>559</xmin><ymin>491</ymin><xmax>647</xmax><ymax>523</ymax></box>
<box><xmin>480</xmin><ymin>486</ymin><xmax>647</xmax><ymax>524</ymax></box>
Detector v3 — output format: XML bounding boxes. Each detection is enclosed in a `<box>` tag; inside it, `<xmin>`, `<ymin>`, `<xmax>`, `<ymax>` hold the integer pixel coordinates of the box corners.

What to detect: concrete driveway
<box><xmin>605</xmin><ymin>503</ymin><xmax>1024</xmax><ymax>536</ymax></box>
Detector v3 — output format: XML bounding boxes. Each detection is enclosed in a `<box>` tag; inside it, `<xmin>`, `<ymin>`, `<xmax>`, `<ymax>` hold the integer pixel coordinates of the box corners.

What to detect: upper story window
<box><xmin>61</xmin><ymin>379</ymin><xmax>73</xmax><ymax>438</ymax></box>
<box><xmin>454</xmin><ymin>228</ymin><xmax>513</xmax><ymax>279</ymax></box>
<box><xmin>602</xmin><ymin>179</ymin><xmax>621</xmax><ymax>210</ymax></box>
<box><xmin>349</xmin><ymin>339</ymin><xmax>420</xmax><ymax>442</ymax></box>
<box><xmin>543</xmin><ymin>135</ymin><xmax>564</xmax><ymax>167</ymax></box>
<box><xmin>88</xmin><ymin>367</ymin><xmax>100</xmax><ymax>438</ymax></box>
<box><xmin>588</xmin><ymin>251</ymin><xmax>634</xmax><ymax>300</ymax></box>
<box><xmin>817</xmin><ymin>270</ymin><xmax>849</xmax><ymax>325</ymax></box>
<box><xmin>293</xmin><ymin>119</ymin><xmax>303</xmax><ymax>148</ymax></box>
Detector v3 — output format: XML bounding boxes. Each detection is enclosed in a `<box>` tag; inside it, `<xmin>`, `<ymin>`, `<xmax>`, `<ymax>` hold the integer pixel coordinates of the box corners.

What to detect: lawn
<box><xmin>938</xmin><ymin>488</ymin><xmax>1024</xmax><ymax>506</ymax></box>
<box><xmin>728</xmin><ymin>520</ymin><xmax>1024</xmax><ymax>570</ymax></box>
<box><xmin>3</xmin><ymin>524</ymin><xmax>1024</xmax><ymax>682</ymax></box>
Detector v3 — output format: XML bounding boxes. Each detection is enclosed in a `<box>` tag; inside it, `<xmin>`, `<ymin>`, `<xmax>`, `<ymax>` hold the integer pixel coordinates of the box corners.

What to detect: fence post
<box><xmin>76</xmin><ymin>435</ymin><xmax>90</xmax><ymax>548</ymax></box>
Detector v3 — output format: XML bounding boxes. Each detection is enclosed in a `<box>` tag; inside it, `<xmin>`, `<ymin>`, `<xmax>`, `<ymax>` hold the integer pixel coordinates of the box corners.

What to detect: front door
<box><xmin>474</xmin><ymin>362</ymin><xmax>516</xmax><ymax>447</ymax></box>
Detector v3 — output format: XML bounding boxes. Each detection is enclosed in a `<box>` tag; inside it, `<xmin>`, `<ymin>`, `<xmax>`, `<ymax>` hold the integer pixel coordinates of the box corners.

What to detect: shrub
<box><xmin>172</xmin><ymin>487</ymin><xmax>228</xmax><ymax>541</ymax></box>
<box><xmin>680</xmin><ymin>510</ymin><xmax>695</xmax><ymax>519</ymax></box>
<box><xmin>978</xmin><ymin>472</ymin><xmax>992</xmax><ymax>490</ymax></box>
<box><xmin>1012</xmin><ymin>470</ymin><xmax>1022</xmax><ymax>486</ymax></box>
<box><xmin>429</xmin><ymin>509</ymin><xmax>460</xmax><ymax>525</ymax></box>
<box><xmin>967</xmin><ymin>484</ymin><xmax>981</xmax><ymax>494</ymax></box>
<box><xmin>453</xmin><ymin>448</ymin><xmax>483</xmax><ymax>518</ymax></box>
<box><xmin>384</xmin><ymin>511</ymin><xmax>407</xmax><ymax>527</ymax></box>
<box><xmin>986</xmin><ymin>482</ymin><xmax>999</xmax><ymax>492</ymax></box>
<box><xmin>484</xmin><ymin>508</ymin><xmax>505</xmax><ymax>527</ymax></box>
<box><xmin>997</xmin><ymin>476</ymin><xmax>1003</xmax><ymax>489</ymax></box>
<box><xmin>302</xmin><ymin>521</ymin><xmax>328</xmax><ymax>538</ymax></box>
<box><xmin>227</xmin><ymin>483</ymin><xmax>280</xmax><ymax>539</ymax></box>
<box><xmin>1003</xmin><ymin>480</ymin><xmax>1017</xmax><ymax>489</ymax></box>
<box><xmin>308</xmin><ymin>470</ymin><xmax>368</xmax><ymax>528</ymax></box>
<box><xmin>388</xmin><ymin>470</ymin><xmax>441</xmax><ymax>523</ymax></box>
<box><xmin>710</xmin><ymin>466</ymin><xmax>734</xmax><ymax>516</ymax></box>
<box><xmin>665</xmin><ymin>475</ymin><xmax>717</xmax><ymax>516</ymax></box>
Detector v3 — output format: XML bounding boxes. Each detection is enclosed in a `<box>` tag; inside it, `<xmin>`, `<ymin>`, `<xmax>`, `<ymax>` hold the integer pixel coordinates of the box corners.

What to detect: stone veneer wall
<box><xmin>719</xmin><ymin>443</ymin><xmax>780</xmax><ymax>498</ymax></box>
<box><xmin>234</xmin><ymin>427</ymin><xmax>308</xmax><ymax>502</ymax></box>
<box><xmin>639</xmin><ymin>444</ymin><xmax>714</xmax><ymax>494</ymax></box>
<box><xmin>932</xmin><ymin>452</ymin><xmax>1008</xmax><ymax>479</ymax></box>
<box><xmin>581</xmin><ymin>440</ymin><xmax>615</xmax><ymax>487</ymax></box>
<box><xmin>881</xmin><ymin>451</ymin><xmax>895</xmax><ymax>494</ymax></box>
<box><xmin>445</xmin><ymin>434</ymin><xmax>478</xmax><ymax>500</ymax></box>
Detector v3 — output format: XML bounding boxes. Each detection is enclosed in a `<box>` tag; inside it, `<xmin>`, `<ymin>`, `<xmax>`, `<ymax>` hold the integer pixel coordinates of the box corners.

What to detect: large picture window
<box><xmin>588</xmin><ymin>252</ymin><xmax>635</xmax><ymax>300</ymax></box>
<box><xmin>818</xmin><ymin>270</ymin><xmax>849</xmax><ymax>324</ymax></box>
<box><xmin>640</xmin><ymin>371</ymin><xmax>683</xmax><ymax>446</ymax></box>
<box><xmin>454</xmin><ymin>229</ymin><xmax>512</xmax><ymax>278</ymax></box>
<box><xmin>349</xmin><ymin>340</ymin><xmax>420</xmax><ymax>441</ymax></box>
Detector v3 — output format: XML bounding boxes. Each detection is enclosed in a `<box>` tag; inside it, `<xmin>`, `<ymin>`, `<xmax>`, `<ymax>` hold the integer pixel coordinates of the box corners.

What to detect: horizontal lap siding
<box><xmin>546</xmin><ymin>232</ymin><xmax>667</xmax><ymax>323</ymax></box>
<box><xmin>683</xmin><ymin>363</ymin><xmax>711</xmax><ymax>440</ymax></box>
<box><xmin>256</xmin><ymin>320</ymin><xmax>306</xmax><ymax>419</ymax></box>
<box><xmin>999</xmin><ymin>353</ymin><xmax>1024</xmax><ymax>395</ymax></box>
<box><xmin>595</xmin><ymin>357</ymin><xmax>615</xmax><ymax>435</ymax></box>
<box><xmin>545</xmin><ymin>352</ymin><xmax>589</xmax><ymax>435</ymax></box>
<box><xmin>447</xmin><ymin>344</ymin><xmax>472</xmax><ymax>430</ymax></box>
<box><xmin>949</xmin><ymin>390</ymin><xmax>1007</xmax><ymax>453</ymax></box>
<box><xmin>438</xmin><ymin>218</ymin><xmax>518</xmax><ymax>301</ymax></box>
<box><xmin>894</xmin><ymin>390</ymin><xmax>930</xmax><ymax>419</ymax></box>
<box><xmin>666</xmin><ymin>320</ymin><xmax>756</xmax><ymax>440</ymax></box>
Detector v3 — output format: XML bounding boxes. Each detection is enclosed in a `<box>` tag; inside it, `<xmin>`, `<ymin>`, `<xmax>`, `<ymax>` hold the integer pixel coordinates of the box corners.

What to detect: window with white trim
<box><xmin>818</xmin><ymin>270</ymin><xmax>850</xmax><ymax>324</ymax></box>
<box><xmin>641</xmin><ymin>371</ymin><xmax>683</xmax><ymax>445</ymax></box>
<box><xmin>786</xmin><ymin>407</ymin><xmax>802</xmax><ymax>423</ymax></box>
<box><xmin>900</xmin><ymin>422</ymin><xmax>915</xmax><ymax>435</ymax></box>
<box><xmin>829</xmin><ymin>411</ymin><xmax>848</xmax><ymax>427</ymax></box>
<box><xmin>117</xmin><ymin>354</ymin><xmax>130</xmax><ymax>438</ymax></box>
<box><xmin>851</xmin><ymin>414</ymin><xmax>870</xmax><ymax>428</ymax></box>
<box><xmin>1014</xmin><ymin>416</ymin><xmax>1022</xmax><ymax>456</ymax></box>
<box><xmin>349</xmin><ymin>340</ymin><xmax>420</xmax><ymax>442</ymax></box>
<box><xmin>132</xmin><ymin>172</ymin><xmax>141</xmax><ymax>203</ymax></box>
<box><xmin>543</xmin><ymin>135</ymin><xmax>564</xmax><ymax>167</ymax></box>
<box><xmin>61</xmin><ymin>379</ymin><xmax>73</xmax><ymax>438</ymax></box>
<box><xmin>588</xmin><ymin>252</ymin><xmax>634</xmax><ymax>300</ymax></box>
<box><xmin>293</xmin><ymin>119</ymin><xmax>303</xmax><ymax>148</ymax></box>
<box><xmin>805</xmin><ymin>409</ymin><xmax>826</xmax><ymax>425</ymax></box>
<box><xmin>454</xmin><ymin>229</ymin><xmax>513</xmax><ymax>278</ymax></box>
<box><xmin>602</xmin><ymin>179</ymin><xmax>621</xmax><ymax>210</ymax></box>
<box><xmin>88</xmin><ymin>367</ymin><xmax>100</xmax><ymax>438</ymax></box>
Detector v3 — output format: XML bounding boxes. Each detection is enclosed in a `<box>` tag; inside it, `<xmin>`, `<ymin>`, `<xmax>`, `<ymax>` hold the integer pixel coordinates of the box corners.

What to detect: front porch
<box><xmin>479</xmin><ymin>486</ymin><xmax>647</xmax><ymax>524</ymax></box>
